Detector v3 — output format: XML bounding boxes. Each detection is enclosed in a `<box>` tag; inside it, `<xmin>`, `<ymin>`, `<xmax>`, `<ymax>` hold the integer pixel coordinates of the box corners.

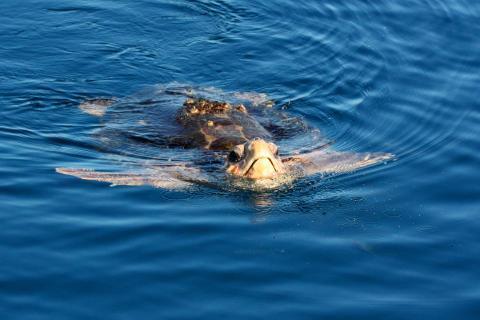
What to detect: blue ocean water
<box><xmin>1</xmin><ymin>0</ymin><xmax>479</xmax><ymax>319</ymax></box>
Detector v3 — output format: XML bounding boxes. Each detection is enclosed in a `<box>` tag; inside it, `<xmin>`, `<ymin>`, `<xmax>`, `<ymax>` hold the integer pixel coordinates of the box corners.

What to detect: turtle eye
<box><xmin>228</xmin><ymin>150</ymin><xmax>241</xmax><ymax>162</ymax></box>
<box><xmin>269</xmin><ymin>143</ymin><xmax>279</xmax><ymax>156</ymax></box>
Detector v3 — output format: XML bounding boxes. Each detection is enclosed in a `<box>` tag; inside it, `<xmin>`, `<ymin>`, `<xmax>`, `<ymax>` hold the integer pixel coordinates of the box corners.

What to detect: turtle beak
<box><xmin>239</xmin><ymin>139</ymin><xmax>285</xmax><ymax>179</ymax></box>
<box><xmin>244</xmin><ymin>157</ymin><xmax>278</xmax><ymax>179</ymax></box>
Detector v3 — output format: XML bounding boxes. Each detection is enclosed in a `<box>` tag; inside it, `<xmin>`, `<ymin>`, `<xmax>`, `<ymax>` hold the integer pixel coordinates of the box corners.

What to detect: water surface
<box><xmin>1</xmin><ymin>0</ymin><xmax>479</xmax><ymax>319</ymax></box>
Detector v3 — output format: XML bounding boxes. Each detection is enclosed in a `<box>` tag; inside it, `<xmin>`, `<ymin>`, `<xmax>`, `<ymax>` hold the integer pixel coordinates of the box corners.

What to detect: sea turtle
<box><xmin>57</xmin><ymin>84</ymin><xmax>393</xmax><ymax>190</ymax></box>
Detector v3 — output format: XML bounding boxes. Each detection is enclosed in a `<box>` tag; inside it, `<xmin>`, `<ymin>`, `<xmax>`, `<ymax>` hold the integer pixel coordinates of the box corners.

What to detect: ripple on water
<box><xmin>1</xmin><ymin>0</ymin><xmax>480</xmax><ymax>319</ymax></box>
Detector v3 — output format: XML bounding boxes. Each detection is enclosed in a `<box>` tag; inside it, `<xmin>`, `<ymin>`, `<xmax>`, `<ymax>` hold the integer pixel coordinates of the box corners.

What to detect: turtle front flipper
<box><xmin>56</xmin><ymin>167</ymin><xmax>193</xmax><ymax>189</ymax></box>
<box><xmin>79</xmin><ymin>98</ymin><xmax>116</xmax><ymax>117</ymax></box>
<box><xmin>282</xmin><ymin>150</ymin><xmax>394</xmax><ymax>177</ymax></box>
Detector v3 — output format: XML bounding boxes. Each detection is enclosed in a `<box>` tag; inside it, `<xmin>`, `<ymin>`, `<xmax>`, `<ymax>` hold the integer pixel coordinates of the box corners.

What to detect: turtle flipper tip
<box><xmin>56</xmin><ymin>166</ymin><xmax>196</xmax><ymax>190</ymax></box>
<box><xmin>78</xmin><ymin>98</ymin><xmax>115</xmax><ymax>117</ymax></box>
<box><xmin>375</xmin><ymin>152</ymin><xmax>396</xmax><ymax>162</ymax></box>
<box><xmin>360</xmin><ymin>152</ymin><xmax>395</xmax><ymax>167</ymax></box>
<box><xmin>56</xmin><ymin>167</ymin><xmax>100</xmax><ymax>180</ymax></box>
<box><xmin>56</xmin><ymin>167</ymin><xmax>79</xmax><ymax>175</ymax></box>
<box><xmin>57</xmin><ymin>167</ymin><xmax>84</xmax><ymax>173</ymax></box>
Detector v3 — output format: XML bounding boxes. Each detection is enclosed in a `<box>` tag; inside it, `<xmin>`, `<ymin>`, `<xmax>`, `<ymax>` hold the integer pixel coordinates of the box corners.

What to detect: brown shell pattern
<box><xmin>176</xmin><ymin>98</ymin><xmax>271</xmax><ymax>150</ymax></box>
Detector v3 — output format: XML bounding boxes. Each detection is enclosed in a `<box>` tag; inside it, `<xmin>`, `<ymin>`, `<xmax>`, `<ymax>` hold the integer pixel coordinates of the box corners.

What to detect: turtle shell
<box><xmin>176</xmin><ymin>98</ymin><xmax>272</xmax><ymax>150</ymax></box>
<box><xmin>93</xmin><ymin>84</ymin><xmax>328</xmax><ymax>162</ymax></box>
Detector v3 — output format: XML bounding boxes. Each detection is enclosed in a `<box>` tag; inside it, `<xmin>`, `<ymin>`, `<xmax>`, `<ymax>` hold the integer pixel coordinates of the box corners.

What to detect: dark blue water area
<box><xmin>1</xmin><ymin>0</ymin><xmax>480</xmax><ymax>319</ymax></box>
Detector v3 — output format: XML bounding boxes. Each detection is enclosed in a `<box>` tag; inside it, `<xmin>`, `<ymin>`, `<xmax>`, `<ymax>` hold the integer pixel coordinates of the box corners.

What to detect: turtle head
<box><xmin>226</xmin><ymin>138</ymin><xmax>285</xmax><ymax>179</ymax></box>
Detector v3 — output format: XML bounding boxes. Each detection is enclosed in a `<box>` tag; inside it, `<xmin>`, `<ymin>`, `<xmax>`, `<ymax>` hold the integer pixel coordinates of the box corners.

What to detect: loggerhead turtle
<box><xmin>57</xmin><ymin>85</ymin><xmax>393</xmax><ymax>190</ymax></box>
